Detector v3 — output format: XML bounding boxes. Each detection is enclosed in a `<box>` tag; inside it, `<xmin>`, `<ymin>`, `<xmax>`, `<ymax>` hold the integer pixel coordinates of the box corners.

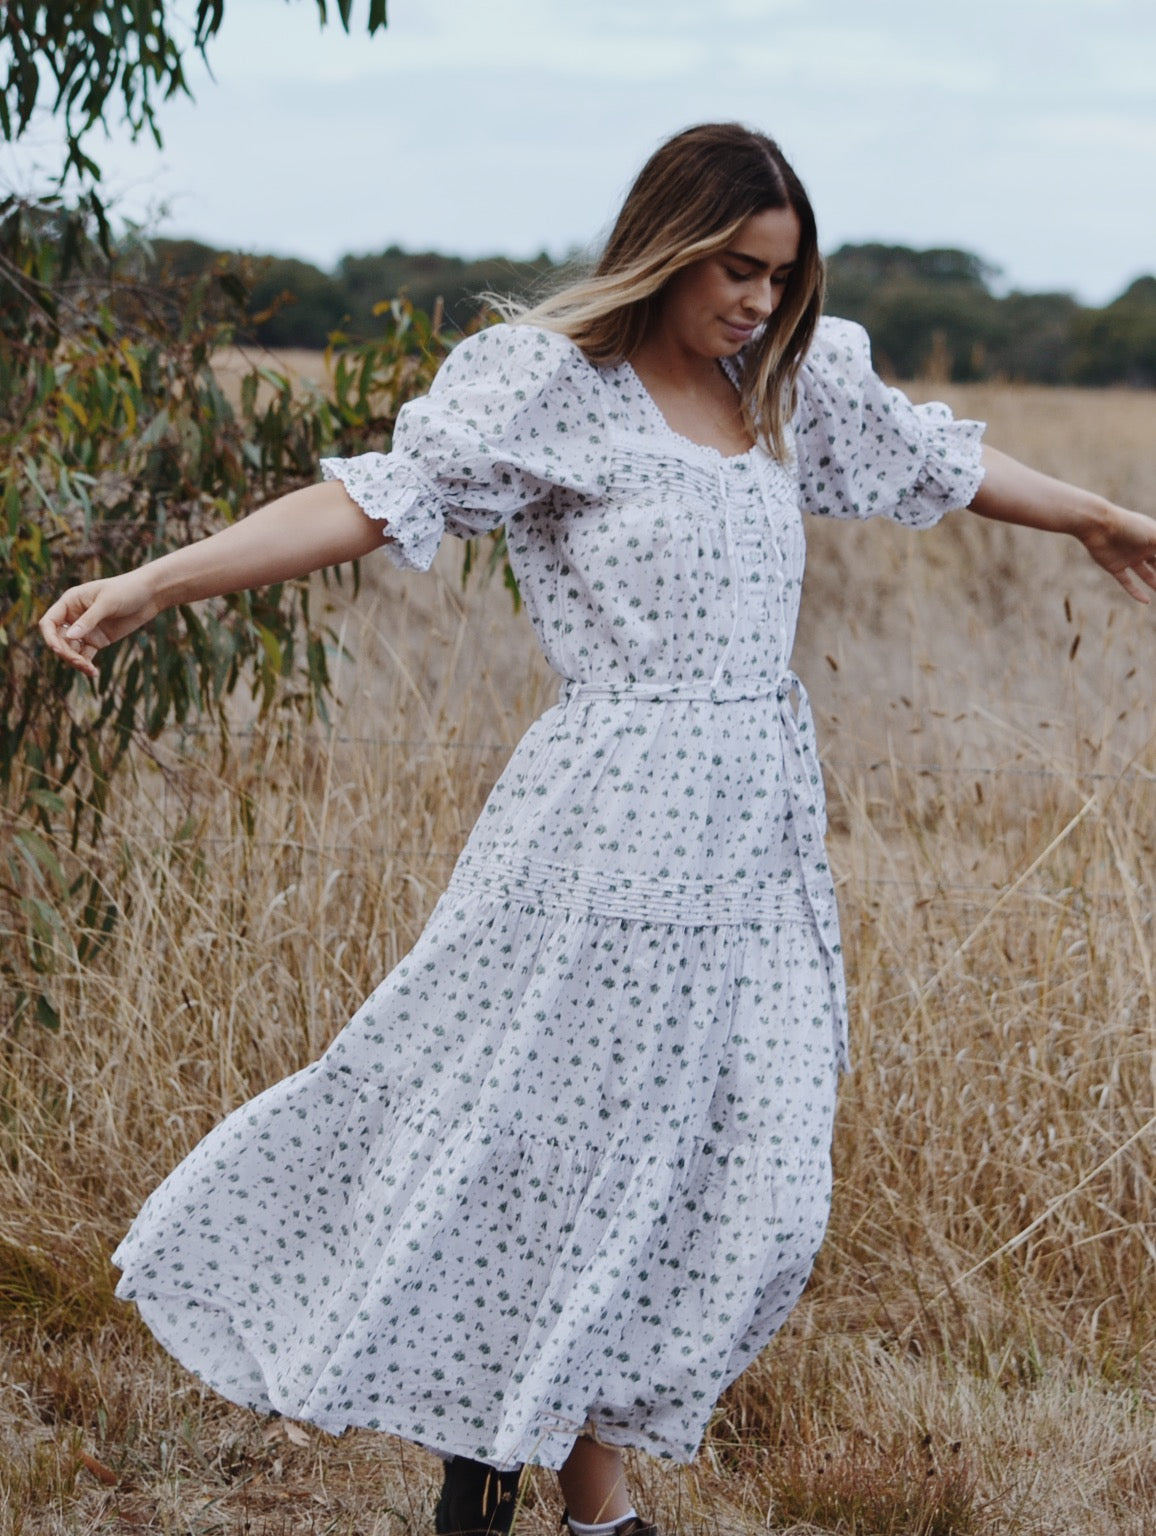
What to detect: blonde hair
<box><xmin>511</xmin><ymin>124</ymin><xmax>825</xmax><ymax>461</ymax></box>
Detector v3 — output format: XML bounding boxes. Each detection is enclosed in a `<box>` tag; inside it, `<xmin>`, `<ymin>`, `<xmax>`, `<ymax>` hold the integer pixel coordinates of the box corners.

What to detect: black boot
<box><xmin>434</xmin><ymin>1455</ymin><xmax>525</xmax><ymax>1536</ymax></box>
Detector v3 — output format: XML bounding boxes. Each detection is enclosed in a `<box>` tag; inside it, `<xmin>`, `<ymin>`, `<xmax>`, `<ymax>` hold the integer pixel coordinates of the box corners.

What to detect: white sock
<box><xmin>566</xmin><ymin>1510</ymin><xmax>638</xmax><ymax>1536</ymax></box>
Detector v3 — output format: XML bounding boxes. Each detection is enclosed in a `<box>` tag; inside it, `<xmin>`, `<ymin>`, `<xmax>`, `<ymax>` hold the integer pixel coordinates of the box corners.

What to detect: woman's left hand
<box><xmin>1080</xmin><ymin>503</ymin><xmax>1156</xmax><ymax>604</ymax></box>
<box><xmin>970</xmin><ymin>446</ymin><xmax>1156</xmax><ymax>604</ymax></box>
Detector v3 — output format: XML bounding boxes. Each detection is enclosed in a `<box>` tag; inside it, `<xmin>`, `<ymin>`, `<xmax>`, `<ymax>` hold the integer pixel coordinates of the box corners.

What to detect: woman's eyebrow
<box><xmin>725</xmin><ymin>249</ymin><xmax>796</xmax><ymax>273</ymax></box>
<box><xmin>725</xmin><ymin>249</ymin><xmax>769</xmax><ymax>270</ymax></box>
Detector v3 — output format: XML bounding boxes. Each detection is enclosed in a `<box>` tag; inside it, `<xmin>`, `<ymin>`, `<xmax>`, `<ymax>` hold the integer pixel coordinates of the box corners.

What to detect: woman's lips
<box><xmin>721</xmin><ymin>319</ymin><xmax>756</xmax><ymax>340</ymax></box>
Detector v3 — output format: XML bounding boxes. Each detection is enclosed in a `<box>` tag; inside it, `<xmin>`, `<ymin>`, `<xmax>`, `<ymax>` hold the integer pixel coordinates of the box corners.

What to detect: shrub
<box><xmin>1</xmin><ymin>197</ymin><xmax>449</xmax><ymax>1031</ymax></box>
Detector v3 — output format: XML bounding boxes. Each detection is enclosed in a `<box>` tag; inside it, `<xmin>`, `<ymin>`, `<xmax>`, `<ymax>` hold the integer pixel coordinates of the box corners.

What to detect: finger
<box><xmin>40</xmin><ymin>589</ymin><xmax>92</xmax><ymax>637</ymax></box>
<box><xmin>1115</xmin><ymin>552</ymin><xmax>1156</xmax><ymax>589</ymax></box>
<box><xmin>50</xmin><ymin>644</ymin><xmax>98</xmax><ymax>678</ymax></box>
<box><xmin>51</xmin><ymin>631</ymin><xmax>99</xmax><ymax>677</ymax></box>
<box><xmin>1114</xmin><ymin>566</ymin><xmax>1152</xmax><ymax>604</ymax></box>
<box><xmin>62</xmin><ymin>607</ymin><xmax>100</xmax><ymax>645</ymax></box>
<box><xmin>38</xmin><ymin>593</ymin><xmax>102</xmax><ymax>676</ymax></box>
<box><xmin>61</xmin><ymin>601</ymin><xmax>116</xmax><ymax>654</ymax></box>
<box><xmin>38</xmin><ymin>609</ymin><xmax>82</xmax><ymax>661</ymax></box>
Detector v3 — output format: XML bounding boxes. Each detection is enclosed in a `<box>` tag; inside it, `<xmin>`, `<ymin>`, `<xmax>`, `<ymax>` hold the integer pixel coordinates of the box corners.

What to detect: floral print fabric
<box><xmin>112</xmin><ymin>318</ymin><xmax>985</xmax><ymax>1470</ymax></box>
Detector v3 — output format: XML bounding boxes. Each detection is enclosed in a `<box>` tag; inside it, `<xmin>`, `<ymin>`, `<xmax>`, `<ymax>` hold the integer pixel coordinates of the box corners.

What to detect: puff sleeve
<box><xmin>320</xmin><ymin>324</ymin><xmax>609</xmax><ymax>571</ymax></box>
<box><xmin>793</xmin><ymin>316</ymin><xmax>986</xmax><ymax>528</ymax></box>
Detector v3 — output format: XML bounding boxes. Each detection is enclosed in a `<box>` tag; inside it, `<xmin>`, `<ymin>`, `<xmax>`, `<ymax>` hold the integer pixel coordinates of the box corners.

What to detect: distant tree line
<box><xmin>152</xmin><ymin>238</ymin><xmax>561</xmax><ymax>350</ymax></box>
<box><xmin>821</xmin><ymin>245</ymin><xmax>1156</xmax><ymax>385</ymax></box>
<box><xmin>151</xmin><ymin>236</ymin><xmax>1156</xmax><ymax>386</ymax></box>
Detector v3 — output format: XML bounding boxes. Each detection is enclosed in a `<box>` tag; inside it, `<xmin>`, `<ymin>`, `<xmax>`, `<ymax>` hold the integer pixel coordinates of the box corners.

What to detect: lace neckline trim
<box><xmin>614</xmin><ymin>358</ymin><xmax>766</xmax><ymax>466</ymax></box>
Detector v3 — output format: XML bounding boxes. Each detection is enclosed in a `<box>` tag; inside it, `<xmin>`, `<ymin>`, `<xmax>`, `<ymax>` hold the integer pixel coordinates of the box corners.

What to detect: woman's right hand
<box><xmin>39</xmin><ymin>569</ymin><xmax>161</xmax><ymax>680</ymax></box>
<box><xmin>39</xmin><ymin>481</ymin><xmax>385</xmax><ymax>681</ymax></box>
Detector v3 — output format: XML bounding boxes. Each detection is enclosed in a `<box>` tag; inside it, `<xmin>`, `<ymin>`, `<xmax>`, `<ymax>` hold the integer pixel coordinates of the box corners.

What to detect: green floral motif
<box><xmin>114</xmin><ymin>318</ymin><xmax>985</xmax><ymax>1470</ymax></box>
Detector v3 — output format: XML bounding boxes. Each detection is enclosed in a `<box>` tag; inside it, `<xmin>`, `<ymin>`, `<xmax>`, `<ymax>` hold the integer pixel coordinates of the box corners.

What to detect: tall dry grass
<box><xmin>2</xmin><ymin>376</ymin><xmax>1155</xmax><ymax>1534</ymax></box>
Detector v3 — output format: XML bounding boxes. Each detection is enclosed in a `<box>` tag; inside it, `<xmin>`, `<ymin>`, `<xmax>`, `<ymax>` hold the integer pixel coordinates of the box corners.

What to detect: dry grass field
<box><xmin>3</xmin><ymin>355</ymin><xmax>1156</xmax><ymax>1534</ymax></box>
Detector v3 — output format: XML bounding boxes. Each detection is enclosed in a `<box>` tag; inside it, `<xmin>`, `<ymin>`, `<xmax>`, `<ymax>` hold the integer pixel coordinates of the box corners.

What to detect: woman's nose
<box><xmin>743</xmin><ymin>279</ymin><xmax>775</xmax><ymax>318</ymax></box>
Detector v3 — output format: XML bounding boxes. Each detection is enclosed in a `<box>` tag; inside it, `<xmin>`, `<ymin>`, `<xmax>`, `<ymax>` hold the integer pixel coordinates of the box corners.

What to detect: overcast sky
<box><xmin>6</xmin><ymin>0</ymin><xmax>1154</xmax><ymax>303</ymax></box>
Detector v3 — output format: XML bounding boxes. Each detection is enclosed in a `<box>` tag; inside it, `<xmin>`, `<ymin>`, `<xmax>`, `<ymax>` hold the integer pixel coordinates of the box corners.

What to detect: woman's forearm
<box><xmin>145</xmin><ymin>480</ymin><xmax>384</xmax><ymax>608</ymax></box>
<box><xmin>966</xmin><ymin>444</ymin><xmax>1156</xmax><ymax>603</ymax></box>
<box><xmin>967</xmin><ymin>444</ymin><xmax>1111</xmax><ymax>540</ymax></box>
<box><xmin>40</xmin><ymin>478</ymin><xmax>388</xmax><ymax>676</ymax></box>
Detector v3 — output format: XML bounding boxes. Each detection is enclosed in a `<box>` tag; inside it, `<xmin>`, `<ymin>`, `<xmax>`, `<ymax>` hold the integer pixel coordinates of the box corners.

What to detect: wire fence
<box><xmin>155</xmin><ymin>722</ymin><xmax>1156</xmax><ymax>778</ymax></box>
<box><xmin>120</xmin><ymin>723</ymin><xmax>1151</xmax><ymax>912</ymax></box>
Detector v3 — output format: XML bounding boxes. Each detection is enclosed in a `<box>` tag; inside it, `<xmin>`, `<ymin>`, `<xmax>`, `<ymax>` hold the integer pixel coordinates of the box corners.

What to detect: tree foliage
<box><xmin>1</xmin><ymin>202</ymin><xmax>447</xmax><ymax>1031</ymax></box>
<box><xmin>1</xmin><ymin>2</ymin><xmax>386</xmax><ymax>193</ymax></box>
<box><xmin>820</xmin><ymin>243</ymin><xmax>1156</xmax><ymax>387</ymax></box>
<box><xmin>144</xmin><ymin>236</ymin><xmax>1156</xmax><ymax>387</ymax></box>
<box><xmin>1070</xmin><ymin>277</ymin><xmax>1156</xmax><ymax>386</ymax></box>
<box><xmin>0</xmin><ymin>5</ymin><xmax>524</xmax><ymax>1038</ymax></box>
<box><xmin>146</xmin><ymin>242</ymin><xmax>564</xmax><ymax>349</ymax></box>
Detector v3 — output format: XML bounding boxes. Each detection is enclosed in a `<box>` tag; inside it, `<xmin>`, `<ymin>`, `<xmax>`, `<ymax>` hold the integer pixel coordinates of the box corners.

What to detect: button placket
<box><xmin>712</xmin><ymin>459</ymin><xmax>782</xmax><ymax>693</ymax></box>
<box><xmin>709</xmin><ymin>463</ymin><xmax>744</xmax><ymax>696</ymax></box>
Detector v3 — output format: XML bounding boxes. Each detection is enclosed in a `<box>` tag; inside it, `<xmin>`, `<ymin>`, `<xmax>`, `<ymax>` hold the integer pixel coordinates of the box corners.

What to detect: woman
<box><xmin>39</xmin><ymin>124</ymin><xmax>1156</xmax><ymax>1536</ymax></box>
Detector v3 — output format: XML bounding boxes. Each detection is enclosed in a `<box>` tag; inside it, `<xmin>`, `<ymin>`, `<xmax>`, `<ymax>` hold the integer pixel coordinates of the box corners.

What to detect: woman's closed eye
<box><xmin>724</xmin><ymin>265</ymin><xmax>793</xmax><ymax>290</ymax></box>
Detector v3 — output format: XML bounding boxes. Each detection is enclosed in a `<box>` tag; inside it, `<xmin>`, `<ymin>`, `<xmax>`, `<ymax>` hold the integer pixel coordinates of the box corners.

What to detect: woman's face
<box><xmin>655</xmin><ymin>205</ymin><xmax>802</xmax><ymax>358</ymax></box>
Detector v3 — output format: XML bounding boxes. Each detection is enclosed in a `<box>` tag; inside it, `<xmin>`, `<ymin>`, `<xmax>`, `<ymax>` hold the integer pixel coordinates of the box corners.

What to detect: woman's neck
<box><xmin>627</xmin><ymin>337</ymin><xmax>753</xmax><ymax>457</ymax></box>
<box><xmin>629</xmin><ymin>331</ymin><xmax>722</xmax><ymax>391</ymax></box>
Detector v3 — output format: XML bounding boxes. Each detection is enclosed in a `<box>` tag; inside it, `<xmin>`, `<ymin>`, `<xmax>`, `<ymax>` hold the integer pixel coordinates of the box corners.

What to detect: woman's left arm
<box><xmin>969</xmin><ymin>445</ymin><xmax>1156</xmax><ymax>604</ymax></box>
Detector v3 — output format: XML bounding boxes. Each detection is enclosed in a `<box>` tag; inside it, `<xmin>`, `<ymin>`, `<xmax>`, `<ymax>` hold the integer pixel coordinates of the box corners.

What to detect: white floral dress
<box><xmin>112</xmin><ymin>318</ymin><xmax>985</xmax><ymax>1471</ymax></box>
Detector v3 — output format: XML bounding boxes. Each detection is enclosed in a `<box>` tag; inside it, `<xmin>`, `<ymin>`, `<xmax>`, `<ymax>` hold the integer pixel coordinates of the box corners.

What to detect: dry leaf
<box><xmin>263</xmin><ymin>1416</ymin><xmax>312</xmax><ymax>1448</ymax></box>
<box><xmin>79</xmin><ymin>1450</ymin><xmax>118</xmax><ymax>1486</ymax></box>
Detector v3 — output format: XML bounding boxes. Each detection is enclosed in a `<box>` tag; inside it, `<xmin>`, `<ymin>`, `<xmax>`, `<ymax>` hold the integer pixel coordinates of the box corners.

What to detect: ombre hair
<box><xmin>512</xmin><ymin>123</ymin><xmax>825</xmax><ymax>460</ymax></box>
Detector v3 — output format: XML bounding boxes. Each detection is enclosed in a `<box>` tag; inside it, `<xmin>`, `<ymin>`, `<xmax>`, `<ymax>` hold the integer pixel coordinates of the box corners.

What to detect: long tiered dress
<box><xmin>112</xmin><ymin>317</ymin><xmax>985</xmax><ymax>1471</ymax></box>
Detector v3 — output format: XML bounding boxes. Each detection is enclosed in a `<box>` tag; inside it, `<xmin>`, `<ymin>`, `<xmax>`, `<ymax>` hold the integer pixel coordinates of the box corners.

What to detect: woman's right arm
<box><xmin>39</xmin><ymin>479</ymin><xmax>382</xmax><ymax>679</ymax></box>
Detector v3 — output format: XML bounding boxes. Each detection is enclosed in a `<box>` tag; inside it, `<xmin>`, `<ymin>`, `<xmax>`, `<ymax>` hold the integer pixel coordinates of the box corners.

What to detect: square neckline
<box><xmin>617</xmin><ymin>356</ymin><xmax>766</xmax><ymax>465</ymax></box>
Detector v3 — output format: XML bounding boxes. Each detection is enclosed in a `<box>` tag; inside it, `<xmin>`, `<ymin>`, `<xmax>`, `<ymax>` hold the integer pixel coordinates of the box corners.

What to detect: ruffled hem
<box><xmin>794</xmin><ymin>315</ymin><xmax>987</xmax><ymax>528</ymax></box>
<box><xmin>892</xmin><ymin>406</ymin><xmax>987</xmax><ymax>528</ymax></box>
<box><xmin>116</xmin><ymin>1290</ymin><xmax>696</xmax><ymax>1468</ymax></box>
<box><xmin>111</xmin><ymin>874</ymin><xmax>840</xmax><ymax>1468</ymax></box>
<box><xmin>321</xmin><ymin>454</ymin><xmax>445</xmax><ymax>571</ymax></box>
<box><xmin>113</xmin><ymin>1083</ymin><xmax>832</xmax><ymax>1466</ymax></box>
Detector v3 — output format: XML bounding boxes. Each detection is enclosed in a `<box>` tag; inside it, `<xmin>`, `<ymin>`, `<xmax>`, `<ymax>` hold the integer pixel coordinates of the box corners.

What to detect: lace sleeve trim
<box><xmin>321</xmin><ymin>455</ymin><xmax>447</xmax><ymax>572</ymax></box>
<box><xmin>885</xmin><ymin>404</ymin><xmax>987</xmax><ymax>527</ymax></box>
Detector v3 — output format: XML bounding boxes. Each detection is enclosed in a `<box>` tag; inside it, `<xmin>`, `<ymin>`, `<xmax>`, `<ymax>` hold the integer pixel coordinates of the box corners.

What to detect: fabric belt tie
<box><xmin>560</xmin><ymin>669</ymin><xmax>823</xmax><ymax>830</ymax></box>
<box><xmin>559</xmin><ymin>671</ymin><xmax>848</xmax><ymax>1071</ymax></box>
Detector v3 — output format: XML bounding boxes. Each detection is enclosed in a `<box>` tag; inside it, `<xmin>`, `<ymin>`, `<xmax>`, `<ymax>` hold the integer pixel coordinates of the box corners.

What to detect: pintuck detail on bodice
<box><xmin>320</xmin><ymin>317</ymin><xmax>986</xmax><ymax>1074</ymax></box>
<box><xmin>321</xmin><ymin>317</ymin><xmax>984</xmax><ymax>688</ymax></box>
